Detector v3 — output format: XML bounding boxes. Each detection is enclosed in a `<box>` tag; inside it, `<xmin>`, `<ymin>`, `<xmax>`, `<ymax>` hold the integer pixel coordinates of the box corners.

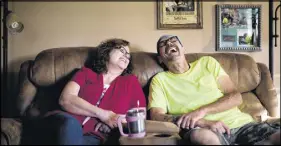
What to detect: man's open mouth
<box><xmin>166</xmin><ymin>47</ymin><xmax>178</xmax><ymax>54</ymax></box>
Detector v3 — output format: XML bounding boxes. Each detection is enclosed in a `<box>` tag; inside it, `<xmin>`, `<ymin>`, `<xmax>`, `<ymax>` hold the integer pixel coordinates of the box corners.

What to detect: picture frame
<box><xmin>157</xmin><ymin>0</ymin><xmax>203</xmax><ymax>29</ymax></box>
<box><xmin>216</xmin><ymin>4</ymin><xmax>261</xmax><ymax>52</ymax></box>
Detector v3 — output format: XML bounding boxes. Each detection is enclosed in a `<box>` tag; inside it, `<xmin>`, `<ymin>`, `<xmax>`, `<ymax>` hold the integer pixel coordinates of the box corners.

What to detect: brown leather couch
<box><xmin>1</xmin><ymin>47</ymin><xmax>279</xmax><ymax>145</ymax></box>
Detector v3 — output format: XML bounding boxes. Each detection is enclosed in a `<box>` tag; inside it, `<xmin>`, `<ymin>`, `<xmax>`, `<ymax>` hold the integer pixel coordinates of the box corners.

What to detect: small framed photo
<box><xmin>216</xmin><ymin>4</ymin><xmax>261</xmax><ymax>51</ymax></box>
<box><xmin>157</xmin><ymin>0</ymin><xmax>203</xmax><ymax>29</ymax></box>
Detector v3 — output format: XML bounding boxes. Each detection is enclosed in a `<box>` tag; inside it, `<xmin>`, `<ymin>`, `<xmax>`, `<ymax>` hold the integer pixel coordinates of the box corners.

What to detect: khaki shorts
<box><xmin>179</xmin><ymin>121</ymin><xmax>280</xmax><ymax>145</ymax></box>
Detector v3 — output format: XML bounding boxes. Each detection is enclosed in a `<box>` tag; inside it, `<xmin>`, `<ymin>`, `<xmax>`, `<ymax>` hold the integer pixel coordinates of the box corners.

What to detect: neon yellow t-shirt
<box><xmin>148</xmin><ymin>56</ymin><xmax>254</xmax><ymax>129</ymax></box>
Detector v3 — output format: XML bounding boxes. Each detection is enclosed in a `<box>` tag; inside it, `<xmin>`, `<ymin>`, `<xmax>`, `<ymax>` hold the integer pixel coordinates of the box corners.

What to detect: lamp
<box><xmin>5</xmin><ymin>11</ymin><xmax>24</xmax><ymax>35</ymax></box>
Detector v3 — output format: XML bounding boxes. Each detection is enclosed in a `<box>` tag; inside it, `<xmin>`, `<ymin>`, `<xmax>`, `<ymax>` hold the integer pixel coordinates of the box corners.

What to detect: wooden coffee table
<box><xmin>119</xmin><ymin>132</ymin><xmax>181</xmax><ymax>145</ymax></box>
<box><xmin>119</xmin><ymin>120</ymin><xmax>182</xmax><ymax>145</ymax></box>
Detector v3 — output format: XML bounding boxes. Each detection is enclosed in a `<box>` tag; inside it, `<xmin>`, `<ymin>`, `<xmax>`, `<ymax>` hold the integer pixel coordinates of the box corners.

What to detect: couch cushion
<box><xmin>131</xmin><ymin>52</ymin><xmax>164</xmax><ymax>86</ymax></box>
<box><xmin>30</xmin><ymin>47</ymin><xmax>96</xmax><ymax>87</ymax></box>
<box><xmin>30</xmin><ymin>48</ymin><xmax>260</xmax><ymax>93</ymax></box>
<box><xmin>239</xmin><ymin>92</ymin><xmax>267</xmax><ymax>122</ymax></box>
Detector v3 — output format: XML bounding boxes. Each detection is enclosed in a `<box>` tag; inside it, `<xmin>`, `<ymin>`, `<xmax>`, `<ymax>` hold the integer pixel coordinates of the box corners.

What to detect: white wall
<box><xmin>7</xmin><ymin>1</ymin><xmax>280</xmax><ymax>91</ymax></box>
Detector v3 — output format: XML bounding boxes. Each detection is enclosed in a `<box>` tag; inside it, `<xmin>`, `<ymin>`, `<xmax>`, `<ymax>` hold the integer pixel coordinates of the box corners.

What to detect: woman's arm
<box><xmin>59</xmin><ymin>81</ymin><xmax>104</xmax><ymax>118</ymax></box>
<box><xmin>59</xmin><ymin>81</ymin><xmax>118</xmax><ymax>128</ymax></box>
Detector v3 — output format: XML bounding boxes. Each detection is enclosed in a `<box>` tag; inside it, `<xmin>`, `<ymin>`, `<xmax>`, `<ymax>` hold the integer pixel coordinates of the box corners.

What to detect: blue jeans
<box><xmin>43</xmin><ymin>112</ymin><xmax>101</xmax><ymax>145</ymax></box>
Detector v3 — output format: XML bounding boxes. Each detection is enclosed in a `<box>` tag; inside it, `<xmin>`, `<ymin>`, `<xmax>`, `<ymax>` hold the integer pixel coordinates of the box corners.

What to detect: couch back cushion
<box><xmin>30</xmin><ymin>47</ymin><xmax>260</xmax><ymax>93</ymax></box>
<box><xmin>30</xmin><ymin>47</ymin><xmax>94</xmax><ymax>86</ymax></box>
<box><xmin>26</xmin><ymin>47</ymin><xmax>262</xmax><ymax>117</ymax></box>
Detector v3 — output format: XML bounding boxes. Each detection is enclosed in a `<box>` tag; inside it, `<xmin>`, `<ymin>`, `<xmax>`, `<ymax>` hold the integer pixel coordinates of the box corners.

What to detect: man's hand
<box><xmin>97</xmin><ymin>110</ymin><xmax>119</xmax><ymax>128</ymax></box>
<box><xmin>196</xmin><ymin>119</ymin><xmax>230</xmax><ymax>136</ymax></box>
<box><xmin>176</xmin><ymin>109</ymin><xmax>206</xmax><ymax>129</ymax></box>
<box><xmin>95</xmin><ymin>121</ymin><xmax>111</xmax><ymax>133</ymax></box>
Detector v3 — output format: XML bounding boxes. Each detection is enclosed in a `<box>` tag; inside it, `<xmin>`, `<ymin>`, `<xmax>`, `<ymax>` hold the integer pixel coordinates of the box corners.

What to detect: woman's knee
<box><xmin>46</xmin><ymin>112</ymin><xmax>82</xmax><ymax>132</ymax></box>
<box><xmin>44</xmin><ymin>112</ymin><xmax>83</xmax><ymax>144</ymax></box>
<box><xmin>189</xmin><ymin>129</ymin><xmax>221</xmax><ymax>145</ymax></box>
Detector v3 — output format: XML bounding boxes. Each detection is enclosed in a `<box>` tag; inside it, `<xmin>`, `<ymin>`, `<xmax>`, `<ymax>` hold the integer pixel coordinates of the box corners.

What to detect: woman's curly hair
<box><xmin>92</xmin><ymin>38</ymin><xmax>133</xmax><ymax>76</ymax></box>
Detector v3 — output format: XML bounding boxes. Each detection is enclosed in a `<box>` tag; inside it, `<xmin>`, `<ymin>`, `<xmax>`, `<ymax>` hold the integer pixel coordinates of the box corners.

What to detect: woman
<box><xmin>45</xmin><ymin>38</ymin><xmax>146</xmax><ymax>145</ymax></box>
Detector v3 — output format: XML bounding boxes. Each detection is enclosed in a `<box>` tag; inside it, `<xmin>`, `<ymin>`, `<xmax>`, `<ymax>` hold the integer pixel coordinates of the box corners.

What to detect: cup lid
<box><xmin>127</xmin><ymin>108</ymin><xmax>145</xmax><ymax>117</ymax></box>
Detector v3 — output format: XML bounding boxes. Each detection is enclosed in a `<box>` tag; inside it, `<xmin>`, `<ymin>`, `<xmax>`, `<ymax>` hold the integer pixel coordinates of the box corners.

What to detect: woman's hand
<box><xmin>97</xmin><ymin>110</ymin><xmax>119</xmax><ymax>128</ymax></box>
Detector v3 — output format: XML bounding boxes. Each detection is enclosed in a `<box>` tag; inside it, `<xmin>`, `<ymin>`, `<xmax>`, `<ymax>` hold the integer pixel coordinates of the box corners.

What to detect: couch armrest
<box><xmin>17</xmin><ymin>60</ymin><xmax>38</xmax><ymax>117</ymax></box>
<box><xmin>255</xmin><ymin>63</ymin><xmax>278</xmax><ymax>117</ymax></box>
<box><xmin>1</xmin><ymin>118</ymin><xmax>22</xmax><ymax>145</ymax></box>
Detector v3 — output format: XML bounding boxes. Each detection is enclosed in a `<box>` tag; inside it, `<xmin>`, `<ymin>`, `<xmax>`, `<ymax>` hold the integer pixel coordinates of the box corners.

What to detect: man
<box><xmin>148</xmin><ymin>35</ymin><xmax>280</xmax><ymax>145</ymax></box>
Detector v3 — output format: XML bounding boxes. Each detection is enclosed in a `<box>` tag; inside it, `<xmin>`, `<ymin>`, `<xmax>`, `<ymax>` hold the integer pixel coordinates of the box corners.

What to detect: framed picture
<box><xmin>216</xmin><ymin>4</ymin><xmax>261</xmax><ymax>51</ymax></box>
<box><xmin>157</xmin><ymin>0</ymin><xmax>203</xmax><ymax>29</ymax></box>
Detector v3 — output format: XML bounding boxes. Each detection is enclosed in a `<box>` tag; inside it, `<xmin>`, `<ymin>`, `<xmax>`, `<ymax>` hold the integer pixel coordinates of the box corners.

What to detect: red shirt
<box><xmin>70</xmin><ymin>67</ymin><xmax>146</xmax><ymax>139</ymax></box>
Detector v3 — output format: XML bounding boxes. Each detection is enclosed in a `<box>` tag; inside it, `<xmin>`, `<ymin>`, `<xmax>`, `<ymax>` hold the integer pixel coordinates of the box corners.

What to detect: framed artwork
<box><xmin>216</xmin><ymin>4</ymin><xmax>261</xmax><ymax>51</ymax></box>
<box><xmin>157</xmin><ymin>0</ymin><xmax>203</xmax><ymax>29</ymax></box>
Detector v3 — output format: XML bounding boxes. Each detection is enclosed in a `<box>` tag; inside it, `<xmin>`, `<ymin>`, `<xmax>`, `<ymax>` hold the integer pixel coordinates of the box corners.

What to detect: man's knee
<box><xmin>270</xmin><ymin>130</ymin><xmax>280</xmax><ymax>145</ymax></box>
<box><xmin>189</xmin><ymin>129</ymin><xmax>221</xmax><ymax>145</ymax></box>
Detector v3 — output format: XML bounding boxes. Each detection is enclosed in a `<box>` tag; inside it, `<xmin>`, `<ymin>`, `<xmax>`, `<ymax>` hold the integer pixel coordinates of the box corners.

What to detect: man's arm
<box><xmin>150</xmin><ymin>107</ymin><xmax>180</xmax><ymax>124</ymax></box>
<box><xmin>198</xmin><ymin>75</ymin><xmax>242</xmax><ymax>115</ymax></box>
<box><xmin>148</xmin><ymin>75</ymin><xmax>177</xmax><ymax>123</ymax></box>
<box><xmin>150</xmin><ymin>106</ymin><xmax>231</xmax><ymax>136</ymax></box>
<box><xmin>177</xmin><ymin>74</ymin><xmax>242</xmax><ymax>129</ymax></box>
<box><xmin>198</xmin><ymin>56</ymin><xmax>243</xmax><ymax>115</ymax></box>
<box><xmin>195</xmin><ymin>118</ymin><xmax>231</xmax><ymax>136</ymax></box>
